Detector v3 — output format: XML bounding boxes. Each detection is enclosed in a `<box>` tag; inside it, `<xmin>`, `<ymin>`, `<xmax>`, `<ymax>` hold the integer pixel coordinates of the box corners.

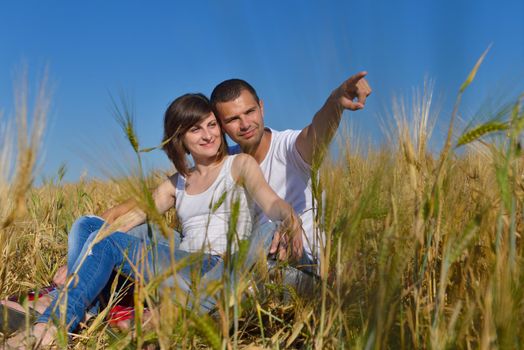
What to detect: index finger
<box><xmin>345</xmin><ymin>71</ymin><xmax>368</xmax><ymax>86</ymax></box>
<box><xmin>269</xmin><ymin>230</ymin><xmax>281</xmax><ymax>254</ymax></box>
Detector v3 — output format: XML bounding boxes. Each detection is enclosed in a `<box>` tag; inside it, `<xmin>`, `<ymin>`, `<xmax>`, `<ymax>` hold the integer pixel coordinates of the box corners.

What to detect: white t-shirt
<box><xmin>174</xmin><ymin>155</ymin><xmax>255</xmax><ymax>255</ymax></box>
<box><xmin>232</xmin><ymin>128</ymin><xmax>321</xmax><ymax>262</ymax></box>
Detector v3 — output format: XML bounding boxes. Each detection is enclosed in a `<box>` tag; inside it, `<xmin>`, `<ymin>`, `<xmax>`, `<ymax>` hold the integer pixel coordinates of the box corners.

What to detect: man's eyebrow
<box><xmin>224</xmin><ymin>114</ymin><xmax>239</xmax><ymax>121</ymax></box>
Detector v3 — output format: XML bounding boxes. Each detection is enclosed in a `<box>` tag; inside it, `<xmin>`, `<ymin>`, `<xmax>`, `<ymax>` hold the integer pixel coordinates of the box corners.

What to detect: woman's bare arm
<box><xmin>101</xmin><ymin>199</ymin><xmax>136</xmax><ymax>223</ymax></box>
<box><xmin>232</xmin><ymin>154</ymin><xmax>303</xmax><ymax>260</ymax></box>
<box><xmin>102</xmin><ymin>176</ymin><xmax>177</xmax><ymax>233</ymax></box>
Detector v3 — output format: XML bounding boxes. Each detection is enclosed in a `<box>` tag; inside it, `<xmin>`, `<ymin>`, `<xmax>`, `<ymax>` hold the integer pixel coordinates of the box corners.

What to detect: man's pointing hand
<box><xmin>334</xmin><ymin>71</ymin><xmax>372</xmax><ymax>111</ymax></box>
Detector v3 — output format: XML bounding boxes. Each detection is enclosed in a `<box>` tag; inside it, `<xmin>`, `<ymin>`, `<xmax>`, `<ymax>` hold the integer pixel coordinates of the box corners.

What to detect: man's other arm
<box><xmin>295</xmin><ymin>71</ymin><xmax>371</xmax><ymax>165</ymax></box>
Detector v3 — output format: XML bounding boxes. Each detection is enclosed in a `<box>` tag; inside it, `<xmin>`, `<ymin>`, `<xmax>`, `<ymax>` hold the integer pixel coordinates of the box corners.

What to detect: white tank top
<box><xmin>175</xmin><ymin>155</ymin><xmax>255</xmax><ymax>255</ymax></box>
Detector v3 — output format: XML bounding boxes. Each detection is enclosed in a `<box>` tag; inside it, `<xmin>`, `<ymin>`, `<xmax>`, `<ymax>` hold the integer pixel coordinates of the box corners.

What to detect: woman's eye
<box><xmin>190</xmin><ymin>127</ymin><xmax>199</xmax><ymax>132</ymax></box>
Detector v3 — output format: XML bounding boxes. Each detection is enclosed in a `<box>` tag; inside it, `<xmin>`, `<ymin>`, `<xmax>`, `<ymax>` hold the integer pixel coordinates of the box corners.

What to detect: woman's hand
<box><xmin>100</xmin><ymin>199</ymin><xmax>136</xmax><ymax>224</ymax></box>
<box><xmin>269</xmin><ymin>212</ymin><xmax>304</xmax><ymax>261</ymax></box>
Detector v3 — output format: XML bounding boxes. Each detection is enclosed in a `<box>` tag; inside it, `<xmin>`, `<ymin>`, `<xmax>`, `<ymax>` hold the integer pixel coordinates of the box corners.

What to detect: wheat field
<box><xmin>1</xmin><ymin>60</ymin><xmax>524</xmax><ymax>349</ymax></box>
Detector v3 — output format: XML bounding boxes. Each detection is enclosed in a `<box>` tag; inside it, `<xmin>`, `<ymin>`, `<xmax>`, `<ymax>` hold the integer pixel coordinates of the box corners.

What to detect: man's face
<box><xmin>214</xmin><ymin>89</ymin><xmax>265</xmax><ymax>152</ymax></box>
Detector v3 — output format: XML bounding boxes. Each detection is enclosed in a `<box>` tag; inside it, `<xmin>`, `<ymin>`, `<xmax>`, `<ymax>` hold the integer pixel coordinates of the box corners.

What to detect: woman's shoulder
<box><xmin>231</xmin><ymin>153</ymin><xmax>256</xmax><ymax>167</ymax></box>
<box><xmin>230</xmin><ymin>153</ymin><xmax>258</xmax><ymax>182</ymax></box>
<box><xmin>166</xmin><ymin>172</ymin><xmax>183</xmax><ymax>191</ymax></box>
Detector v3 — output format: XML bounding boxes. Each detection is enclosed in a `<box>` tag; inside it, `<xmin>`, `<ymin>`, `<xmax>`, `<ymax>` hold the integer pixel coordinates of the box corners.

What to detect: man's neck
<box><xmin>245</xmin><ymin>129</ymin><xmax>271</xmax><ymax>164</ymax></box>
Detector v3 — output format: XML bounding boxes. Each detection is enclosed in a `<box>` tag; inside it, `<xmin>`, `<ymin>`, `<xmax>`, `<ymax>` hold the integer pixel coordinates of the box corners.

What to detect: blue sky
<box><xmin>1</xmin><ymin>0</ymin><xmax>523</xmax><ymax>182</ymax></box>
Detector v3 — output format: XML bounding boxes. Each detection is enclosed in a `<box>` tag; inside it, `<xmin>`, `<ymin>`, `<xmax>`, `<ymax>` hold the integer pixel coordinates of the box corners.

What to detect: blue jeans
<box><xmin>38</xmin><ymin>218</ymin><xmax>218</xmax><ymax>331</ymax></box>
<box><xmin>40</xmin><ymin>216</ymin><xmax>303</xmax><ymax>331</ymax></box>
<box><xmin>67</xmin><ymin>215</ymin><xmax>178</xmax><ymax>271</ymax></box>
<box><xmin>65</xmin><ymin>216</ymin><xmax>181</xmax><ymax>316</ymax></box>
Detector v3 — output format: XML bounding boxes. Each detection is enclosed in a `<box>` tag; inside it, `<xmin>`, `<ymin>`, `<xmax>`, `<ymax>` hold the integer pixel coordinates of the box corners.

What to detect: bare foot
<box><xmin>1</xmin><ymin>295</ymin><xmax>53</xmax><ymax>315</ymax></box>
<box><xmin>3</xmin><ymin>323</ymin><xmax>57</xmax><ymax>349</ymax></box>
<box><xmin>32</xmin><ymin>323</ymin><xmax>57</xmax><ymax>346</ymax></box>
<box><xmin>52</xmin><ymin>265</ymin><xmax>68</xmax><ymax>287</ymax></box>
<box><xmin>0</xmin><ymin>300</ymin><xmax>26</xmax><ymax>313</ymax></box>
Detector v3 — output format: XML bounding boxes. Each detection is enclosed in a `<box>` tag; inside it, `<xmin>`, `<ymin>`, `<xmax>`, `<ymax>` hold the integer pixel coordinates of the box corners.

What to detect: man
<box><xmin>210</xmin><ymin>71</ymin><xmax>371</xmax><ymax>267</ymax></box>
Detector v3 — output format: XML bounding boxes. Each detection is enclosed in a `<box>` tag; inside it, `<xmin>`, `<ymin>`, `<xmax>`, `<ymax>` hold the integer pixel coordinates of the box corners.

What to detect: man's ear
<box><xmin>259</xmin><ymin>99</ymin><xmax>264</xmax><ymax>118</ymax></box>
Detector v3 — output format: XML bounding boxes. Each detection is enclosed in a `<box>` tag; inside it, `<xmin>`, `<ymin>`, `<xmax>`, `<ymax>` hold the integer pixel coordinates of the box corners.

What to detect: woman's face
<box><xmin>182</xmin><ymin>112</ymin><xmax>222</xmax><ymax>160</ymax></box>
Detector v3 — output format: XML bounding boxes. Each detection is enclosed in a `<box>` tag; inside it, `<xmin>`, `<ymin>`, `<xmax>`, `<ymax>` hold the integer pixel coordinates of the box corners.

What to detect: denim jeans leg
<box><xmin>194</xmin><ymin>221</ymin><xmax>277</xmax><ymax>314</ymax></box>
<box><xmin>38</xmin><ymin>231</ymin><xmax>208</xmax><ymax>332</ymax></box>
<box><xmin>67</xmin><ymin>216</ymin><xmax>105</xmax><ymax>271</ymax></box>
<box><xmin>67</xmin><ymin>217</ymin><xmax>180</xmax><ymax>270</ymax></box>
<box><xmin>124</xmin><ymin>222</ymin><xmax>179</xmax><ymax>249</ymax></box>
<box><xmin>67</xmin><ymin>217</ymin><xmax>183</xmax><ymax>316</ymax></box>
<box><xmin>147</xmin><ymin>243</ymin><xmax>222</xmax><ymax>314</ymax></box>
<box><xmin>150</xmin><ymin>246</ymin><xmax>218</xmax><ymax>289</ymax></box>
<box><xmin>38</xmin><ymin>232</ymin><xmax>152</xmax><ymax>331</ymax></box>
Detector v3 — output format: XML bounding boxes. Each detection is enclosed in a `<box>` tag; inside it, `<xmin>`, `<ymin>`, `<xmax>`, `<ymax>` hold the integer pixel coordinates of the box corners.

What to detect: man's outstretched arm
<box><xmin>295</xmin><ymin>71</ymin><xmax>372</xmax><ymax>165</ymax></box>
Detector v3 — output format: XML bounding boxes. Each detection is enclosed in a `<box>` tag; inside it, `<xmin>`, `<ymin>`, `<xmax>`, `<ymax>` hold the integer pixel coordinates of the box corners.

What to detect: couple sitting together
<box><xmin>2</xmin><ymin>72</ymin><xmax>371</xmax><ymax>347</ymax></box>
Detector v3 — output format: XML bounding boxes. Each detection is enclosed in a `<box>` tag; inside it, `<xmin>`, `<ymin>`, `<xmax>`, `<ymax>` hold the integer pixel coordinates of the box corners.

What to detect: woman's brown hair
<box><xmin>162</xmin><ymin>93</ymin><xmax>228</xmax><ymax>176</ymax></box>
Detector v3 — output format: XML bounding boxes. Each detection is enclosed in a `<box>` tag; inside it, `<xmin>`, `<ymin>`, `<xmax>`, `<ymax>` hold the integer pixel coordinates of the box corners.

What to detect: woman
<box><xmin>5</xmin><ymin>93</ymin><xmax>303</xmax><ymax>347</ymax></box>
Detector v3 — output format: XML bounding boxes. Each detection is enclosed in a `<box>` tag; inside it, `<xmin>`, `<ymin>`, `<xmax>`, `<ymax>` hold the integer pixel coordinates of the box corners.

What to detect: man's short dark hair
<box><xmin>210</xmin><ymin>79</ymin><xmax>260</xmax><ymax>112</ymax></box>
